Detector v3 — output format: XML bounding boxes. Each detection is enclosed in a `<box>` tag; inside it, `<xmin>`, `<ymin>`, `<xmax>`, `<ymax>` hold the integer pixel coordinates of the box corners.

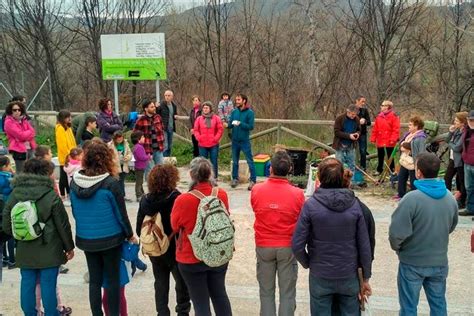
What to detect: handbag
<box><xmin>399</xmin><ymin>152</ymin><xmax>415</xmax><ymax>170</ymax></box>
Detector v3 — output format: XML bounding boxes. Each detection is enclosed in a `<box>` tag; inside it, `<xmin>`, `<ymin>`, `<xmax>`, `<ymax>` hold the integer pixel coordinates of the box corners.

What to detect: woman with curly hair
<box><xmin>96</xmin><ymin>98</ymin><xmax>123</xmax><ymax>142</ymax></box>
<box><xmin>70</xmin><ymin>141</ymin><xmax>136</xmax><ymax>315</ymax></box>
<box><xmin>136</xmin><ymin>164</ymin><xmax>191</xmax><ymax>315</ymax></box>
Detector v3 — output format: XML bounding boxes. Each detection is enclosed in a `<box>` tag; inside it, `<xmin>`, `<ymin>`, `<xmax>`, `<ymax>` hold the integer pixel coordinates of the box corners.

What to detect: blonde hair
<box><xmin>382</xmin><ymin>100</ymin><xmax>393</xmax><ymax>109</ymax></box>
<box><xmin>455</xmin><ymin>111</ymin><xmax>468</xmax><ymax>125</ymax></box>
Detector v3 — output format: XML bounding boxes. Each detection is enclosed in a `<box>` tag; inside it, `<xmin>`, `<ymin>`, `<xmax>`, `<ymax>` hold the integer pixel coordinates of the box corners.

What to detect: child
<box><xmin>82</xmin><ymin>116</ymin><xmax>97</xmax><ymax>143</ymax></box>
<box><xmin>34</xmin><ymin>145</ymin><xmax>53</xmax><ymax>161</ymax></box>
<box><xmin>63</xmin><ymin>148</ymin><xmax>83</xmax><ymax>185</ymax></box>
<box><xmin>0</xmin><ymin>156</ymin><xmax>14</xmax><ymax>271</ymax></box>
<box><xmin>217</xmin><ymin>92</ymin><xmax>234</xmax><ymax>126</ymax></box>
<box><xmin>131</xmin><ymin>131</ymin><xmax>150</xmax><ymax>202</ymax></box>
<box><xmin>102</xmin><ymin>241</ymin><xmax>139</xmax><ymax>316</ymax></box>
<box><xmin>108</xmin><ymin>131</ymin><xmax>132</xmax><ymax>200</ymax></box>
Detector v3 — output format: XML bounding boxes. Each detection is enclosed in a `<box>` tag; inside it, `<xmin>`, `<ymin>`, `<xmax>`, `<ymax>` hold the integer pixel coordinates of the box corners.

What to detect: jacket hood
<box><xmin>413</xmin><ymin>179</ymin><xmax>448</xmax><ymax>199</ymax></box>
<box><xmin>11</xmin><ymin>174</ymin><xmax>54</xmax><ymax>201</ymax></box>
<box><xmin>71</xmin><ymin>171</ymin><xmax>110</xmax><ymax>198</ymax></box>
<box><xmin>313</xmin><ymin>188</ymin><xmax>356</xmax><ymax>212</ymax></box>
<box><xmin>140</xmin><ymin>191</ymin><xmax>179</xmax><ymax>217</ymax></box>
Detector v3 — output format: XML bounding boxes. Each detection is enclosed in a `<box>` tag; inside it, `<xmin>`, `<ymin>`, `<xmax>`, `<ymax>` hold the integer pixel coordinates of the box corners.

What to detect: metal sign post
<box><xmin>156</xmin><ymin>80</ymin><xmax>160</xmax><ymax>103</ymax></box>
<box><xmin>114</xmin><ymin>80</ymin><xmax>120</xmax><ymax>114</ymax></box>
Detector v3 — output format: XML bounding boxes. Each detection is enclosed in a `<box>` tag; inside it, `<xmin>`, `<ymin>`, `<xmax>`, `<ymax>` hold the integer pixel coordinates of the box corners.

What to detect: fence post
<box><xmin>277</xmin><ymin>122</ymin><xmax>281</xmax><ymax>144</ymax></box>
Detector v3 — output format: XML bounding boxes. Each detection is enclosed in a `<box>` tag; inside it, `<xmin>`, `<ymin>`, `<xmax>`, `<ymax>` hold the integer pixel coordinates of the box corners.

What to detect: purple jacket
<box><xmin>97</xmin><ymin>111</ymin><xmax>123</xmax><ymax>142</ymax></box>
<box><xmin>133</xmin><ymin>144</ymin><xmax>149</xmax><ymax>170</ymax></box>
<box><xmin>461</xmin><ymin>127</ymin><xmax>474</xmax><ymax>166</ymax></box>
<box><xmin>292</xmin><ymin>188</ymin><xmax>372</xmax><ymax>280</ymax></box>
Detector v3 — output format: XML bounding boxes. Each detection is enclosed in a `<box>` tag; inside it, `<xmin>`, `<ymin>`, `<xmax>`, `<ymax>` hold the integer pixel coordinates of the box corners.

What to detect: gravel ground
<box><xmin>1</xmin><ymin>168</ymin><xmax>473</xmax><ymax>315</ymax></box>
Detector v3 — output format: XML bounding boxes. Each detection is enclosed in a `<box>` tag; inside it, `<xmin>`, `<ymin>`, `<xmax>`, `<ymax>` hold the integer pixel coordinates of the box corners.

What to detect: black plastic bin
<box><xmin>287</xmin><ymin>149</ymin><xmax>308</xmax><ymax>176</ymax></box>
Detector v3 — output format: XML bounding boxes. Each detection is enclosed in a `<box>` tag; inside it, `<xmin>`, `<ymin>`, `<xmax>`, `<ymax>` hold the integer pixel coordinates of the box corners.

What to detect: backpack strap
<box><xmin>189</xmin><ymin>189</ymin><xmax>206</xmax><ymax>200</ymax></box>
<box><xmin>211</xmin><ymin>187</ymin><xmax>219</xmax><ymax>197</ymax></box>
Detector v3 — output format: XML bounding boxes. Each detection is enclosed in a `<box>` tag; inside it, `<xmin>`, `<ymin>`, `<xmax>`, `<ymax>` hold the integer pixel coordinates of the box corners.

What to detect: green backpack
<box><xmin>188</xmin><ymin>187</ymin><xmax>235</xmax><ymax>267</ymax></box>
<box><xmin>11</xmin><ymin>200</ymin><xmax>47</xmax><ymax>241</ymax></box>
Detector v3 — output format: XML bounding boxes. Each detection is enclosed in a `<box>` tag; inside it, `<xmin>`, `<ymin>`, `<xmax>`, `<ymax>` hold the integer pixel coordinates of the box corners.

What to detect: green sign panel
<box><xmin>101</xmin><ymin>33</ymin><xmax>167</xmax><ymax>81</ymax></box>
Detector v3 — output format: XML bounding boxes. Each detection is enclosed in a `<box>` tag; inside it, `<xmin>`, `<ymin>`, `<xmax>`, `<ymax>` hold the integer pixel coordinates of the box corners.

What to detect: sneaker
<box><xmin>230</xmin><ymin>179</ymin><xmax>238</xmax><ymax>188</ymax></box>
<box><xmin>59</xmin><ymin>265</ymin><xmax>69</xmax><ymax>274</ymax></box>
<box><xmin>139</xmin><ymin>263</ymin><xmax>148</xmax><ymax>272</ymax></box>
<box><xmin>124</xmin><ymin>197</ymin><xmax>133</xmax><ymax>202</ymax></box>
<box><xmin>58</xmin><ymin>306</ymin><xmax>72</xmax><ymax>315</ymax></box>
<box><xmin>248</xmin><ymin>181</ymin><xmax>256</xmax><ymax>191</ymax></box>
<box><xmin>459</xmin><ymin>210</ymin><xmax>474</xmax><ymax>216</ymax></box>
<box><xmin>7</xmin><ymin>262</ymin><xmax>16</xmax><ymax>269</ymax></box>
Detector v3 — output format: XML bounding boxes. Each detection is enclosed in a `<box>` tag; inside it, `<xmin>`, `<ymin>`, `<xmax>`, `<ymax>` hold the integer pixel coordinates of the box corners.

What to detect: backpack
<box><xmin>188</xmin><ymin>187</ymin><xmax>234</xmax><ymax>267</ymax></box>
<box><xmin>140</xmin><ymin>212</ymin><xmax>173</xmax><ymax>257</ymax></box>
<box><xmin>10</xmin><ymin>200</ymin><xmax>47</xmax><ymax>241</ymax></box>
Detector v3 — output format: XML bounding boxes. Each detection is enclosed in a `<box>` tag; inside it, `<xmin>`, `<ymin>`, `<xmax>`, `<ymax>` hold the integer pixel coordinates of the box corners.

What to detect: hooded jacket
<box><xmin>2</xmin><ymin>174</ymin><xmax>74</xmax><ymax>269</ymax></box>
<box><xmin>370</xmin><ymin>110</ymin><xmax>400</xmax><ymax>148</ymax></box>
<box><xmin>228</xmin><ymin>106</ymin><xmax>254</xmax><ymax>142</ymax></box>
<box><xmin>97</xmin><ymin>111</ymin><xmax>123</xmax><ymax>143</ymax></box>
<box><xmin>70</xmin><ymin>172</ymin><xmax>133</xmax><ymax>252</ymax></box>
<box><xmin>136</xmin><ymin>190</ymin><xmax>181</xmax><ymax>256</ymax></box>
<box><xmin>55</xmin><ymin>124</ymin><xmax>77</xmax><ymax>165</ymax></box>
<box><xmin>292</xmin><ymin>188</ymin><xmax>372</xmax><ymax>280</ymax></box>
<box><xmin>389</xmin><ymin>179</ymin><xmax>458</xmax><ymax>267</ymax></box>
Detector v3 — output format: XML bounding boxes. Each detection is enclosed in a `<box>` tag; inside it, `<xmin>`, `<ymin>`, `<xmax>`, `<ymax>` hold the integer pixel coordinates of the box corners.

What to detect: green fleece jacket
<box><xmin>389</xmin><ymin>179</ymin><xmax>458</xmax><ymax>267</ymax></box>
<box><xmin>228</xmin><ymin>107</ymin><xmax>254</xmax><ymax>142</ymax></box>
<box><xmin>2</xmin><ymin>174</ymin><xmax>75</xmax><ymax>269</ymax></box>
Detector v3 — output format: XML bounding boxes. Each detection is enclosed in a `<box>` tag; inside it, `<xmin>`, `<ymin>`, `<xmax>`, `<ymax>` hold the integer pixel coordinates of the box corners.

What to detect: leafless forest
<box><xmin>0</xmin><ymin>0</ymin><xmax>472</xmax><ymax>122</ymax></box>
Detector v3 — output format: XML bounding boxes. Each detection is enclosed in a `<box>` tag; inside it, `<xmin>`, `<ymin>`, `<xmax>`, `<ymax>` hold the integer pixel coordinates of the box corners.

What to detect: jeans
<box><xmin>178</xmin><ymin>262</ymin><xmax>231</xmax><ymax>316</ymax></box>
<box><xmin>335</xmin><ymin>147</ymin><xmax>355</xmax><ymax>173</ymax></box>
<box><xmin>377</xmin><ymin>147</ymin><xmax>395</xmax><ymax>173</ymax></box>
<box><xmin>231</xmin><ymin>140</ymin><xmax>256</xmax><ymax>182</ymax></box>
<box><xmin>59</xmin><ymin>166</ymin><xmax>70</xmax><ymax>197</ymax></box>
<box><xmin>358</xmin><ymin>134</ymin><xmax>368</xmax><ymax>170</ymax></box>
<box><xmin>256</xmin><ymin>247</ymin><xmax>297</xmax><ymax>316</ymax></box>
<box><xmin>164</xmin><ymin>129</ymin><xmax>173</xmax><ymax>157</ymax></box>
<box><xmin>85</xmin><ymin>245</ymin><xmax>122</xmax><ymax>316</ymax></box>
<box><xmin>119</xmin><ymin>172</ymin><xmax>127</xmax><ymax>197</ymax></box>
<box><xmin>3</xmin><ymin>237</ymin><xmax>15</xmax><ymax>264</ymax></box>
<box><xmin>191</xmin><ymin>135</ymin><xmax>199</xmax><ymax>158</ymax></box>
<box><xmin>397</xmin><ymin>262</ymin><xmax>448</xmax><ymax>316</ymax></box>
<box><xmin>150</xmin><ymin>251</ymin><xmax>191</xmax><ymax>316</ymax></box>
<box><xmin>444</xmin><ymin>160</ymin><xmax>466</xmax><ymax>206</ymax></box>
<box><xmin>145</xmin><ymin>150</ymin><xmax>164</xmax><ymax>180</ymax></box>
<box><xmin>199</xmin><ymin>145</ymin><xmax>219</xmax><ymax>178</ymax></box>
<box><xmin>309</xmin><ymin>274</ymin><xmax>360</xmax><ymax>316</ymax></box>
<box><xmin>464</xmin><ymin>163</ymin><xmax>474</xmax><ymax>214</ymax></box>
<box><xmin>21</xmin><ymin>267</ymin><xmax>60</xmax><ymax>316</ymax></box>
<box><xmin>135</xmin><ymin>169</ymin><xmax>145</xmax><ymax>199</ymax></box>
<box><xmin>398</xmin><ymin>166</ymin><xmax>417</xmax><ymax>198</ymax></box>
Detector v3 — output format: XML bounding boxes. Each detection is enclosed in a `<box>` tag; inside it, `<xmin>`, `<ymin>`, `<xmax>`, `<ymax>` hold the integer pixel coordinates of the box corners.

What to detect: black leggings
<box><xmin>377</xmin><ymin>147</ymin><xmax>395</xmax><ymax>173</ymax></box>
<box><xmin>59</xmin><ymin>166</ymin><xmax>70</xmax><ymax>197</ymax></box>
<box><xmin>85</xmin><ymin>245</ymin><xmax>122</xmax><ymax>316</ymax></box>
<box><xmin>192</xmin><ymin>135</ymin><xmax>199</xmax><ymax>158</ymax></box>
<box><xmin>444</xmin><ymin>159</ymin><xmax>466</xmax><ymax>204</ymax></box>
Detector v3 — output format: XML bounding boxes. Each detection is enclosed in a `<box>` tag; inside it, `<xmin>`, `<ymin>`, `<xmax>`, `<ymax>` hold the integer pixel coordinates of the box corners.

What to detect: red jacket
<box><xmin>370</xmin><ymin>110</ymin><xmax>400</xmax><ymax>147</ymax></box>
<box><xmin>251</xmin><ymin>177</ymin><xmax>304</xmax><ymax>247</ymax></box>
<box><xmin>193</xmin><ymin>115</ymin><xmax>223</xmax><ymax>148</ymax></box>
<box><xmin>171</xmin><ymin>182</ymin><xmax>230</xmax><ymax>264</ymax></box>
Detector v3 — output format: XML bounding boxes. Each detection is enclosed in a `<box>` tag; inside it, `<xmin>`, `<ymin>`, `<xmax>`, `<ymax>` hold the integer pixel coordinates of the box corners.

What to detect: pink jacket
<box><xmin>4</xmin><ymin>115</ymin><xmax>37</xmax><ymax>153</ymax></box>
<box><xmin>193</xmin><ymin>115</ymin><xmax>223</xmax><ymax>148</ymax></box>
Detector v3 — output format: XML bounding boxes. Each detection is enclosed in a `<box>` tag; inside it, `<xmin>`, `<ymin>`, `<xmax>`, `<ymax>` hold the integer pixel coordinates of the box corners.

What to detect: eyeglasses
<box><xmin>12</xmin><ymin>108</ymin><xmax>21</xmax><ymax>112</ymax></box>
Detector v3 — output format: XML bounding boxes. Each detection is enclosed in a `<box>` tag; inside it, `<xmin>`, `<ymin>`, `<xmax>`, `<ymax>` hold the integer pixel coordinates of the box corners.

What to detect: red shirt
<box><xmin>171</xmin><ymin>182</ymin><xmax>230</xmax><ymax>264</ymax></box>
<box><xmin>251</xmin><ymin>177</ymin><xmax>304</xmax><ymax>247</ymax></box>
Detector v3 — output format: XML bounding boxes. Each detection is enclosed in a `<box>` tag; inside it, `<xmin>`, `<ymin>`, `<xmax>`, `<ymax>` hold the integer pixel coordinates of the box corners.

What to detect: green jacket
<box><xmin>72</xmin><ymin>112</ymin><xmax>96</xmax><ymax>144</ymax></box>
<box><xmin>2</xmin><ymin>174</ymin><xmax>75</xmax><ymax>269</ymax></box>
<box><xmin>228</xmin><ymin>107</ymin><xmax>255</xmax><ymax>142</ymax></box>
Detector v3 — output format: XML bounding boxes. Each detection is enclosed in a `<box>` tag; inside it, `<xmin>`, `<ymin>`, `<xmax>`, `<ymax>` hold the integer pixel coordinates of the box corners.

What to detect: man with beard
<box><xmin>133</xmin><ymin>99</ymin><xmax>165</xmax><ymax>179</ymax></box>
<box><xmin>229</xmin><ymin>93</ymin><xmax>257</xmax><ymax>190</ymax></box>
<box><xmin>157</xmin><ymin>90</ymin><xmax>178</xmax><ymax>157</ymax></box>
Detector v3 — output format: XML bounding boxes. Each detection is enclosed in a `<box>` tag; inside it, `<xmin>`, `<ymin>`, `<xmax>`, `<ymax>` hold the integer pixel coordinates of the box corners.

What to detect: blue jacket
<box><xmin>103</xmin><ymin>242</ymin><xmax>139</xmax><ymax>288</ymax></box>
<box><xmin>292</xmin><ymin>188</ymin><xmax>372</xmax><ymax>280</ymax></box>
<box><xmin>0</xmin><ymin>171</ymin><xmax>13</xmax><ymax>202</ymax></box>
<box><xmin>228</xmin><ymin>107</ymin><xmax>254</xmax><ymax>142</ymax></box>
<box><xmin>70</xmin><ymin>172</ymin><xmax>133</xmax><ymax>252</ymax></box>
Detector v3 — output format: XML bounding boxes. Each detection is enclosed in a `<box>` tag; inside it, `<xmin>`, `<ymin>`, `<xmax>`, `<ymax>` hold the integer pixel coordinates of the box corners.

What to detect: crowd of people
<box><xmin>0</xmin><ymin>91</ymin><xmax>472</xmax><ymax>316</ymax></box>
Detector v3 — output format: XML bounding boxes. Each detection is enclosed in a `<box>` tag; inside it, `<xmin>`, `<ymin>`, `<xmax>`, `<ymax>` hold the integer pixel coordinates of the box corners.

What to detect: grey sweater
<box><xmin>389</xmin><ymin>182</ymin><xmax>458</xmax><ymax>267</ymax></box>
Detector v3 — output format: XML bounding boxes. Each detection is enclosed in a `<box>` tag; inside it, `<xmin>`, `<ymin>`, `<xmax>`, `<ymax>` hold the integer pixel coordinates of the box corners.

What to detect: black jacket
<box><xmin>358</xmin><ymin>107</ymin><xmax>372</xmax><ymax>135</ymax></box>
<box><xmin>357</xmin><ymin>197</ymin><xmax>376</xmax><ymax>260</ymax></box>
<box><xmin>158</xmin><ymin>101</ymin><xmax>178</xmax><ymax>132</ymax></box>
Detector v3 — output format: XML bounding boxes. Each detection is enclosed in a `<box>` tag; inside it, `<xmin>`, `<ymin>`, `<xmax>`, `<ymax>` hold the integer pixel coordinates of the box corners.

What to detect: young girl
<box><xmin>102</xmin><ymin>241</ymin><xmax>139</xmax><ymax>316</ymax></box>
<box><xmin>34</xmin><ymin>145</ymin><xmax>53</xmax><ymax>161</ymax></box>
<box><xmin>131</xmin><ymin>131</ymin><xmax>150</xmax><ymax>202</ymax></box>
<box><xmin>108</xmin><ymin>131</ymin><xmax>132</xmax><ymax>200</ymax></box>
<box><xmin>63</xmin><ymin>148</ymin><xmax>83</xmax><ymax>185</ymax></box>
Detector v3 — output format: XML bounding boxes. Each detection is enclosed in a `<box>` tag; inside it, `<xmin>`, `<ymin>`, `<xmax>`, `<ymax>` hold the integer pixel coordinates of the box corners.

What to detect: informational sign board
<box><xmin>101</xmin><ymin>33</ymin><xmax>166</xmax><ymax>81</ymax></box>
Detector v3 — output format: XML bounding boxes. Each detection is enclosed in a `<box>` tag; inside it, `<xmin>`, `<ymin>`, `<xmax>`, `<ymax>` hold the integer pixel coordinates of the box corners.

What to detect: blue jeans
<box><xmin>145</xmin><ymin>150</ymin><xmax>164</xmax><ymax>181</ymax></box>
<box><xmin>464</xmin><ymin>163</ymin><xmax>474</xmax><ymax>214</ymax></box>
<box><xmin>163</xmin><ymin>129</ymin><xmax>173</xmax><ymax>157</ymax></box>
<box><xmin>231</xmin><ymin>140</ymin><xmax>256</xmax><ymax>182</ymax></box>
<box><xmin>358</xmin><ymin>135</ymin><xmax>367</xmax><ymax>170</ymax></box>
<box><xmin>335</xmin><ymin>147</ymin><xmax>356</xmax><ymax>173</ymax></box>
<box><xmin>199</xmin><ymin>145</ymin><xmax>219</xmax><ymax>178</ymax></box>
<box><xmin>309</xmin><ymin>274</ymin><xmax>360</xmax><ymax>316</ymax></box>
<box><xmin>398</xmin><ymin>263</ymin><xmax>448</xmax><ymax>316</ymax></box>
<box><xmin>21</xmin><ymin>267</ymin><xmax>60</xmax><ymax>316</ymax></box>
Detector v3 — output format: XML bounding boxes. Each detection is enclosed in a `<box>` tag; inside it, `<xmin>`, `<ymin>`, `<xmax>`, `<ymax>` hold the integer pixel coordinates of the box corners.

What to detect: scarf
<box><xmin>404</xmin><ymin>129</ymin><xmax>424</xmax><ymax>143</ymax></box>
<box><xmin>104</xmin><ymin>110</ymin><xmax>113</xmax><ymax>117</ymax></box>
<box><xmin>378</xmin><ymin>109</ymin><xmax>393</xmax><ymax>118</ymax></box>
<box><xmin>202</xmin><ymin>113</ymin><xmax>213</xmax><ymax>128</ymax></box>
